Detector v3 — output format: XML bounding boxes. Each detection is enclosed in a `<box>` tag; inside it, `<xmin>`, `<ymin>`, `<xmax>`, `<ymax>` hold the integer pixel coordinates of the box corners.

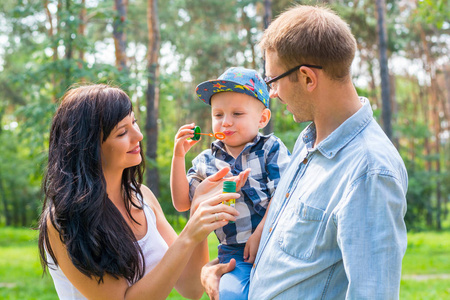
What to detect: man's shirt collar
<box><xmin>302</xmin><ymin>97</ymin><xmax>373</xmax><ymax>159</ymax></box>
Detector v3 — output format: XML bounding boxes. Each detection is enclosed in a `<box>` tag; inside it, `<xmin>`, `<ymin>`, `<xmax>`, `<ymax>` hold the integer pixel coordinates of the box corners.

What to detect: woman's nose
<box><xmin>133</xmin><ymin>124</ymin><xmax>144</xmax><ymax>142</ymax></box>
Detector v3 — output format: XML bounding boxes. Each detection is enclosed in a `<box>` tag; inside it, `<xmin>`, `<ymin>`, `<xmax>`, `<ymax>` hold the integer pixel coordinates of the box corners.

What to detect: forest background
<box><xmin>0</xmin><ymin>0</ymin><xmax>450</xmax><ymax>260</ymax></box>
<box><xmin>0</xmin><ymin>0</ymin><xmax>449</xmax><ymax>298</ymax></box>
<box><xmin>1</xmin><ymin>0</ymin><xmax>448</xmax><ymax>232</ymax></box>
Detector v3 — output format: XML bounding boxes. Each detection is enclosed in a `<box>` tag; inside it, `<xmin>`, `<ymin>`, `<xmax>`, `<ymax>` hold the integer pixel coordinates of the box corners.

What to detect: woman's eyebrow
<box><xmin>114</xmin><ymin>123</ymin><xmax>127</xmax><ymax>132</ymax></box>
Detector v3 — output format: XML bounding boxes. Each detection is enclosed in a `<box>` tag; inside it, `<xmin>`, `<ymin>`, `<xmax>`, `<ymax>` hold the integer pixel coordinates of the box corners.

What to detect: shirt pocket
<box><xmin>247</xmin><ymin>150</ymin><xmax>265</xmax><ymax>180</ymax></box>
<box><xmin>277</xmin><ymin>202</ymin><xmax>325</xmax><ymax>260</ymax></box>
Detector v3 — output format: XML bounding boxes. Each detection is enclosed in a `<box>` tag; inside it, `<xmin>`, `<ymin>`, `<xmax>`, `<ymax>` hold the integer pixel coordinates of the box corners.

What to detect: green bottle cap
<box><xmin>223</xmin><ymin>181</ymin><xmax>236</xmax><ymax>193</ymax></box>
<box><xmin>192</xmin><ymin>126</ymin><xmax>201</xmax><ymax>141</ymax></box>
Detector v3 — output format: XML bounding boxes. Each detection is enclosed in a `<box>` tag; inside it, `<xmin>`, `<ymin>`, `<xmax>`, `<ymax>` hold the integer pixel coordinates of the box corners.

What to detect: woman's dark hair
<box><xmin>38</xmin><ymin>84</ymin><xmax>146</xmax><ymax>284</ymax></box>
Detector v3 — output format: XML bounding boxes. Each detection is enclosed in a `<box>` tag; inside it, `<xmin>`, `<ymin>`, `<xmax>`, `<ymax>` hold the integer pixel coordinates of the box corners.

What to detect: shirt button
<box><xmin>285</xmin><ymin>192</ymin><xmax>289</xmax><ymax>198</ymax></box>
<box><xmin>269</xmin><ymin>227</ymin><xmax>273</xmax><ymax>232</ymax></box>
<box><xmin>253</xmin><ymin>264</ymin><xmax>255</xmax><ymax>268</ymax></box>
<box><xmin>302</xmin><ymin>158</ymin><xmax>308</xmax><ymax>164</ymax></box>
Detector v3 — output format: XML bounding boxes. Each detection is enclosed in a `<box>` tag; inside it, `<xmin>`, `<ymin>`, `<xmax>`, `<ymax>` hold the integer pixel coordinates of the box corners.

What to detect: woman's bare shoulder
<box><xmin>139</xmin><ymin>185</ymin><xmax>177</xmax><ymax>244</ymax></box>
<box><xmin>140</xmin><ymin>185</ymin><xmax>163</xmax><ymax>214</ymax></box>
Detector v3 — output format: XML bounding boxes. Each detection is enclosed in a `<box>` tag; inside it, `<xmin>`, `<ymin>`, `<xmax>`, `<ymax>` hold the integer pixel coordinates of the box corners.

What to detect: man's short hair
<box><xmin>260</xmin><ymin>5</ymin><xmax>356</xmax><ymax>81</ymax></box>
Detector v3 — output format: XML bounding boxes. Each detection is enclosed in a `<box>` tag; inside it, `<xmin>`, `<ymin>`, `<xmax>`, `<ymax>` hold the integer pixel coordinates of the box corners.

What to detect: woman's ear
<box><xmin>259</xmin><ymin>108</ymin><xmax>271</xmax><ymax>129</ymax></box>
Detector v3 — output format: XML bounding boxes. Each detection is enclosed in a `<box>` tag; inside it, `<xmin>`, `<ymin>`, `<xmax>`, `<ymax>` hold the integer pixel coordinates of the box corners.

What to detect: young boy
<box><xmin>170</xmin><ymin>67</ymin><xmax>290</xmax><ymax>299</ymax></box>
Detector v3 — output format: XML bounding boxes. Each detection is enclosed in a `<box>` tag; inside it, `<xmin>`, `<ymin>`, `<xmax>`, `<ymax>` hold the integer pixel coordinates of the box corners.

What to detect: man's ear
<box><xmin>259</xmin><ymin>108</ymin><xmax>271</xmax><ymax>129</ymax></box>
<box><xmin>299</xmin><ymin>66</ymin><xmax>318</xmax><ymax>92</ymax></box>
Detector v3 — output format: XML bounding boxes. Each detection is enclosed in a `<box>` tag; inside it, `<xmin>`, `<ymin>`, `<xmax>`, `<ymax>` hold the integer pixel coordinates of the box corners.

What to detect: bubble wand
<box><xmin>191</xmin><ymin>126</ymin><xmax>226</xmax><ymax>140</ymax></box>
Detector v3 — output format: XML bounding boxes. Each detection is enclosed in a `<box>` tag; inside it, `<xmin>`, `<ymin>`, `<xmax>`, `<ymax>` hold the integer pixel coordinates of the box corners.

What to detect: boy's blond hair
<box><xmin>260</xmin><ymin>5</ymin><xmax>356</xmax><ymax>81</ymax></box>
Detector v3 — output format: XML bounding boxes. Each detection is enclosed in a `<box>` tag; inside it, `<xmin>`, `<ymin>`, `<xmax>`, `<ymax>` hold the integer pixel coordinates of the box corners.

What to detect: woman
<box><xmin>38</xmin><ymin>84</ymin><xmax>246</xmax><ymax>299</ymax></box>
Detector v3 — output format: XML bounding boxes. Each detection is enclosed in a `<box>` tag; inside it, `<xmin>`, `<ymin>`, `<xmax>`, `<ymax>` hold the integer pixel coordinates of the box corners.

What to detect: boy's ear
<box><xmin>259</xmin><ymin>108</ymin><xmax>271</xmax><ymax>129</ymax></box>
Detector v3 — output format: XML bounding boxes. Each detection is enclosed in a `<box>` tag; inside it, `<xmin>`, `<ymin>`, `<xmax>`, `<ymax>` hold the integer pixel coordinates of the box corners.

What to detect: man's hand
<box><xmin>201</xmin><ymin>258</ymin><xmax>236</xmax><ymax>300</ymax></box>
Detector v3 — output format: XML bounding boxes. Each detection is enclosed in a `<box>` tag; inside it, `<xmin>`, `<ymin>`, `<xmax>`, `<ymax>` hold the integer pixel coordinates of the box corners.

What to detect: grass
<box><xmin>0</xmin><ymin>227</ymin><xmax>57</xmax><ymax>300</ymax></box>
<box><xmin>1</xmin><ymin>227</ymin><xmax>449</xmax><ymax>299</ymax></box>
<box><xmin>400</xmin><ymin>231</ymin><xmax>450</xmax><ymax>300</ymax></box>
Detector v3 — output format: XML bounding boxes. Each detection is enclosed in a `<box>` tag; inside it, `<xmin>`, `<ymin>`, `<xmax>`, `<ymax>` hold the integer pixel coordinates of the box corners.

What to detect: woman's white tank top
<box><xmin>46</xmin><ymin>201</ymin><xmax>169</xmax><ymax>299</ymax></box>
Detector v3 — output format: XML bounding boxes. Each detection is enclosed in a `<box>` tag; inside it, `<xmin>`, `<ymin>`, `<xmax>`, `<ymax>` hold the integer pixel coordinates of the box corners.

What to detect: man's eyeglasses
<box><xmin>264</xmin><ymin>64</ymin><xmax>323</xmax><ymax>89</ymax></box>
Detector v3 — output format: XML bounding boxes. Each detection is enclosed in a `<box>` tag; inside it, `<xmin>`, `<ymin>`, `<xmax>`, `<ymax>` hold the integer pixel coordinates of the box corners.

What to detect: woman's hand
<box><xmin>173</xmin><ymin>123</ymin><xmax>199</xmax><ymax>157</ymax></box>
<box><xmin>181</xmin><ymin>191</ymin><xmax>240</xmax><ymax>244</ymax></box>
<box><xmin>181</xmin><ymin>166</ymin><xmax>250</xmax><ymax>244</ymax></box>
<box><xmin>191</xmin><ymin>166</ymin><xmax>251</xmax><ymax>213</ymax></box>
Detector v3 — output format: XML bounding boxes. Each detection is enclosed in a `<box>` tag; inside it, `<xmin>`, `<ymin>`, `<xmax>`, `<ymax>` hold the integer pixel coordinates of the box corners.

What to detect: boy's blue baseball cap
<box><xmin>195</xmin><ymin>67</ymin><xmax>270</xmax><ymax>108</ymax></box>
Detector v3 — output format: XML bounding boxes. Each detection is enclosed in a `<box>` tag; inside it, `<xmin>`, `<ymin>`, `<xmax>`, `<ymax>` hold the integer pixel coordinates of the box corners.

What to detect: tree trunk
<box><xmin>11</xmin><ymin>181</ymin><xmax>19</xmax><ymax>226</ymax></box>
<box><xmin>0</xmin><ymin>169</ymin><xmax>11</xmax><ymax>226</ymax></box>
<box><xmin>441</xmin><ymin>67</ymin><xmax>449</xmax><ymax>220</ymax></box>
<box><xmin>113</xmin><ymin>0</ymin><xmax>128</xmax><ymax>71</ymax></box>
<box><xmin>21</xmin><ymin>190</ymin><xmax>28</xmax><ymax>227</ymax></box>
<box><xmin>43</xmin><ymin>0</ymin><xmax>59</xmax><ymax>102</ymax></box>
<box><xmin>390</xmin><ymin>73</ymin><xmax>399</xmax><ymax>148</ymax></box>
<box><xmin>145</xmin><ymin>0</ymin><xmax>160</xmax><ymax>196</ymax></box>
<box><xmin>0</xmin><ymin>110</ymin><xmax>11</xmax><ymax>226</ymax></box>
<box><xmin>262</xmin><ymin>0</ymin><xmax>273</xmax><ymax>135</ymax></box>
<box><xmin>410</xmin><ymin>78</ymin><xmax>418</xmax><ymax>167</ymax></box>
<box><xmin>78</xmin><ymin>0</ymin><xmax>86</xmax><ymax>64</ymax></box>
<box><xmin>366</xmin><ymin>56</ymin><xmax>379</xmax><ymax>109</ymax></box>
<box><xmin>431</xmin><ymin>83</ymin><xmax>442</xmax><ymax>230</ymax></box>
<box><xmin>420</xmin><ymin>24</ymin><xmax>442</xmax><ymax>230</ymax></box>
<box><xmin>444</xmin><ymin>66</ymin><xmax>450</xmax><ymax>122</ymax></box>
<box><xmin>63</xmin><ymin>0</ymin><xmax>73</xmax><ymax>91</ymax></box>
<box><xmin>375</xmin><ymin>0</ymin><xmax>392</xmax><ymax>139</ymax></box>
<box><xmin>242</xmin><ymin>9</ymin><xmax>256</xmax><ymax>70</ymax></box>
<box><xmin>419</xmin><ymin>83</ymin><xmax>433</xmax><ymax>227</ymax></box>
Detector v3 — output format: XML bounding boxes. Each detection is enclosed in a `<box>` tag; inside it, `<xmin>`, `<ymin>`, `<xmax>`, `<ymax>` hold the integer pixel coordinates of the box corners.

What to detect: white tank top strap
<box><xmin>134</xmin><ymin>191</ymin><xmax>169</xmax><ymax>277</ymax></box>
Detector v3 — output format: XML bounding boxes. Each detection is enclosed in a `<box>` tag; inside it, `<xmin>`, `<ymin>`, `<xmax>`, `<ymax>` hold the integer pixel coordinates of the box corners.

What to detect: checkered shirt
<box><xmin>187</xmin><ymin>133</ymin><xmax>291</xmax><ymax>245</ymax></box>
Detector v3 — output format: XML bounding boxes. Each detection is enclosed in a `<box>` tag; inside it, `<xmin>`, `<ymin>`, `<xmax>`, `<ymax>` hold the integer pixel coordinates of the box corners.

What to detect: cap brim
<box><xmin>196</xmin><ymin>79</ymin><xmax>259</xmax><ymax>105</ymax></box>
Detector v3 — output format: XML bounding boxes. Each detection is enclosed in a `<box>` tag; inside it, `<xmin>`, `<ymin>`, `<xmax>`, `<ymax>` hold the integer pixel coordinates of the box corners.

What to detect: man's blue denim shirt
<box><xmin>249</xmin><ymin>98</ymin><xmax>407</xmax><ymax>299</ymax></box>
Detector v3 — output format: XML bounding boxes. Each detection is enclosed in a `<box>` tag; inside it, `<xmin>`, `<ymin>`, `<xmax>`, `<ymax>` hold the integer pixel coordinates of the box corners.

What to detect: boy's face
<box><xmin>211</xmin><ymin>91</ymin><xmax>270</xmax><ymax>157</ymax></box>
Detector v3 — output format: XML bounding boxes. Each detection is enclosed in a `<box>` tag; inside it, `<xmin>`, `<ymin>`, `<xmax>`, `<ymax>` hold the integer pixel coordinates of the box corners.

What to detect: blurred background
<box><xmin>0</xmin><ymin>0</ymin><xmax>449</xmax><ymax>298</ymax></box>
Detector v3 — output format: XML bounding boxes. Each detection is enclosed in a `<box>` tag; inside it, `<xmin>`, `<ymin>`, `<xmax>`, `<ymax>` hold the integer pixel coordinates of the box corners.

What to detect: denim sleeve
<box><xmin>334</xmin><ymin>171</ymin><xmax>407</xmax><ymax>299</ymax></box>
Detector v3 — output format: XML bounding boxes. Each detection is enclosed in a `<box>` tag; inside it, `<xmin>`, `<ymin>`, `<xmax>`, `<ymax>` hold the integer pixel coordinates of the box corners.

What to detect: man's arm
<box><xmin>336</xmin><ymin>172</ymin><xmax>407</xmax><ymax>299</ymax></box>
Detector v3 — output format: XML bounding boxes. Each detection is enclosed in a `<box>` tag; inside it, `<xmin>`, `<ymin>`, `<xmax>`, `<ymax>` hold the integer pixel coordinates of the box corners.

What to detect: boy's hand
<box><xmin>173</xmin><ymin>123</ymin><xmax>199</xmax><ymax>157</ymax></box>
<box><xmin>243</xmin><ymin>228</ymin><xmax>262</xmax><ymax>264</ymax></box>
<box><xmin>234</xmin><ymin>168</ymin><xmax>251</xmax><ymax>192</ymax></box>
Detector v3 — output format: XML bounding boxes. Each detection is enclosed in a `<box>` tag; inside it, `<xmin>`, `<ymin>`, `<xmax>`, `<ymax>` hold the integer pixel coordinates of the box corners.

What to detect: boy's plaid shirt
<box><xmin>187</xmin><ymin>133</ymin><xmax>291</xmax><ymax>245</ymax></box>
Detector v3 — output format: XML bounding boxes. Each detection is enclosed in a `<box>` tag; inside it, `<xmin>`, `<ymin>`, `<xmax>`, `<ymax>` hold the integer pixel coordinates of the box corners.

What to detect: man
<box><xmin>201</xmin><ymin>4</ymin><xmax>407</xmax><ymax>299</ymax></box>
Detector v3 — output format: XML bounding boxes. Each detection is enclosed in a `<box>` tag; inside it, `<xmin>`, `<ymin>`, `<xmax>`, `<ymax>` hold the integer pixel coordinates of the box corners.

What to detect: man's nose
<box><xmin>269</xmin><ymin>87</ymin><xmax>278</xmax><ymax>99</ymax></box>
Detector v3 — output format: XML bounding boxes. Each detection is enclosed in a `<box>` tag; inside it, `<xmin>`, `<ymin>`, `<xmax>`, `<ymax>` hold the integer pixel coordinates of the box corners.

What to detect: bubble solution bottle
<box><xmin>223</xmin><ymin>181</ymin><xmax>236</xmax><ymax>223</ymax></box>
